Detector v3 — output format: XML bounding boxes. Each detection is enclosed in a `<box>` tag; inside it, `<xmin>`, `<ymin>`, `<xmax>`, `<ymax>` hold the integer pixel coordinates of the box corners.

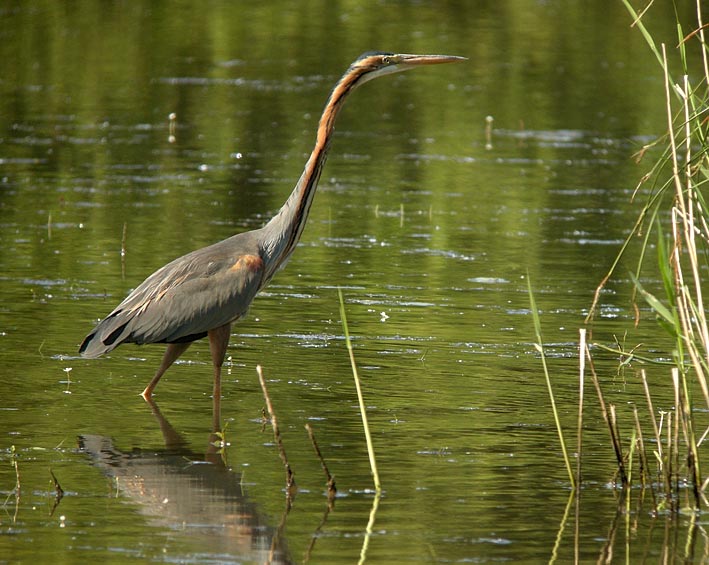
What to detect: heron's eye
<box><xmin>382</xmin><ymin>56</ymin><xmax>391</xmax><ymax>64</ymax></box>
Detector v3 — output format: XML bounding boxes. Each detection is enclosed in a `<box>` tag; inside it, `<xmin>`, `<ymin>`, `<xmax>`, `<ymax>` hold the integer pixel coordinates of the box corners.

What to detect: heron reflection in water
<box><xmin>79</xmin><ymin>52</ymin><xmax>465</xmax><ymax>400</ymax></box>
<box><xmin>79</xmin><ymin>397</ymin><xmax>293</xmax><ymax>564</ymax></box>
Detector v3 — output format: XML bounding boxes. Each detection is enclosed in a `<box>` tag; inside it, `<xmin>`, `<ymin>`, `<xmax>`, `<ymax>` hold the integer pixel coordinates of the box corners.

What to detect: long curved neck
<box><xmin>260</xmin><ymin>65</ymin><xmax>364</xmax><ymax>280</ymax></box>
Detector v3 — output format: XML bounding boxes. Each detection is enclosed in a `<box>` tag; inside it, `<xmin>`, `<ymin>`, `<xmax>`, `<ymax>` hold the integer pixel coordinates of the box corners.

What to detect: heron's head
<box><xmin>349</xmin><ymin>51</ymin><xmax>466</xmax><ymax>86</ymax></box>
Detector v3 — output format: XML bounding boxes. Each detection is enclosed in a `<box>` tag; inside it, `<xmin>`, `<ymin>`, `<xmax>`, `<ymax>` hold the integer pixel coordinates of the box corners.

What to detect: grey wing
<box><xmin>79</xmin><ymin>251</ymin><xmax>265</xmax><ymax>358</ymax></box>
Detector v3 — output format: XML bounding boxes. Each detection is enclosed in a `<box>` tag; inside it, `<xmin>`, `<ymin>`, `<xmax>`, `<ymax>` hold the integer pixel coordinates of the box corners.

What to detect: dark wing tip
<box><xmin>78</xmin><ymin>331</ymin><xmax>105</xmax><ymax>358</ymax></box>
<box><xmin>79</xmin><ymin>308</ymin><xmax>134</xmax><ymax>358</ymax></box>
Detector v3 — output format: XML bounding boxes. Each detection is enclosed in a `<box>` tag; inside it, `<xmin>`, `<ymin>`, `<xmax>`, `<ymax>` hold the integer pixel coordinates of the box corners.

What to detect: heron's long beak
<box><xmin>397</xmin><ymin>54</ymin><xmax>467</xmax><ymax>66</ymax></box>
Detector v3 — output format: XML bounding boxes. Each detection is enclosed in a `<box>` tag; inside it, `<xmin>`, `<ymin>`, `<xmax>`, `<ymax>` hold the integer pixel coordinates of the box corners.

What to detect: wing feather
<box><xmin>79</xmin><ymin>234</ymin><xmax>265</xmax><ymax>358</ymax></box>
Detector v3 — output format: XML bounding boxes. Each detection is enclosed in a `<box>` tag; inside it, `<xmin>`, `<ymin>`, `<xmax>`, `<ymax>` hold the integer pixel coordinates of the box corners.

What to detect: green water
<box><xmin>1</xmin><ymin>1</ymin><xmax>705</xmax><ymax>563</ymax></box>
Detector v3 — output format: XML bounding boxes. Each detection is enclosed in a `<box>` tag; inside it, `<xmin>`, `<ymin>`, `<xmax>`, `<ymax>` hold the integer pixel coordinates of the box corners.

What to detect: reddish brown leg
<box><xmin>208</xmin><ymin>323</ymin><xmax>231</xmax><ymax>430</ymax></box>
<box><xmin>141</xmin><ymin>342</ymin><xmax>192</xmax><ymax>399</ymax></box>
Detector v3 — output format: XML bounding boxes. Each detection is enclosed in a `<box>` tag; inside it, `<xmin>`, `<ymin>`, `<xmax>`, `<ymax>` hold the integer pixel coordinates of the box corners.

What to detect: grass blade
<box><xmin>338</xmin><ymin>287</ymin><xmax>381</xmax><ymax>493</ymax></box>
<box><xmin>527</xmin><ymin>275</ymin><xmax>575</xmax><ymax>488</ymax></box>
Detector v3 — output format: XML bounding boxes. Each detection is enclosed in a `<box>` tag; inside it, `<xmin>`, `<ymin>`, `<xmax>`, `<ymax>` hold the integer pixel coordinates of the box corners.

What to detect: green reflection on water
<box><xmin>0</xmin><ymin>1</ymin><xmax>703</xmax><ymax>563</ymax></box>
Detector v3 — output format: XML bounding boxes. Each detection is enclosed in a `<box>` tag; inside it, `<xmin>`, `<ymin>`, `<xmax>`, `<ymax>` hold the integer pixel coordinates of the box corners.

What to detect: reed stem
<box><xmin>527</xmin><ymin>275</ymin><xmax>575</xmax><ymax>487</ymax></box>
<box><xmin>306</xmin><ymin>423</ymin><xmax>337</xmax><ymax>496</ymax></box>
<box><xmin>576</xmin><ymin>329</ymin><xmax>586</xmax><ymax>489</ymax></box>
<box><xmin>338</xmin><ymin>287</ymin><xmax>381</xmax><ymax>493</ymax></box>
<box><xmin>257</xmin><ymin>365</ymin><xmax>296</xmax><ymax>496</ymax></box>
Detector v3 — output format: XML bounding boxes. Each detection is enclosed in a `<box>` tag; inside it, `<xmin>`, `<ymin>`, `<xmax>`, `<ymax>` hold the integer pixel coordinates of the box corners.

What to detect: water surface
<box><xmin>1</xmin><ymin>2</ymin><xmax>704</xmax><ymax>563</ymax></box>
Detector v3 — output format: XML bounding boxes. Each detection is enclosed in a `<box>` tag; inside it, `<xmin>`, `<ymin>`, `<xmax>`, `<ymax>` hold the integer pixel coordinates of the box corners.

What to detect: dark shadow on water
<box><xmin>78</xmin><ymin>398</ymin><xmax>293</xmax><ymax>564</ymax></box>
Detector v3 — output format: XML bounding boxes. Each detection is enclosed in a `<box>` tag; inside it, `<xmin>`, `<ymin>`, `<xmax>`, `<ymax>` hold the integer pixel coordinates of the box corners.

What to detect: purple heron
<box><xmin>79</xmin><ymin>52</ymin><xmax>464</xmax><ymax>399</ymax></box>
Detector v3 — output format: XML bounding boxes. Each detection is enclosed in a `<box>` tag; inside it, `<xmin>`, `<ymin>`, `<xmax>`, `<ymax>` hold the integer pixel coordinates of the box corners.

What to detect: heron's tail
<box><xmin>79</xmin><ymin>311</ymin><xmax>132</xmax><ymax>358</ymax></box>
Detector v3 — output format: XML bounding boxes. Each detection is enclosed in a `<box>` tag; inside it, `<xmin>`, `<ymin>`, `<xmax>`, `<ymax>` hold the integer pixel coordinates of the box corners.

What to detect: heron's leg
<box><xmin>208</xmin><ymin>324</ymin><xmax>232</xmax><ymax>398</ymax></box>
<box><xmin>208</xmin><ymin>323</ymin><xmax>231</xmax><ymax>431</ymax></box>
<box><xmin>141</xmin><ymin>342</ymin><xmax>192</xmax><ymax>399</ymax></box>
